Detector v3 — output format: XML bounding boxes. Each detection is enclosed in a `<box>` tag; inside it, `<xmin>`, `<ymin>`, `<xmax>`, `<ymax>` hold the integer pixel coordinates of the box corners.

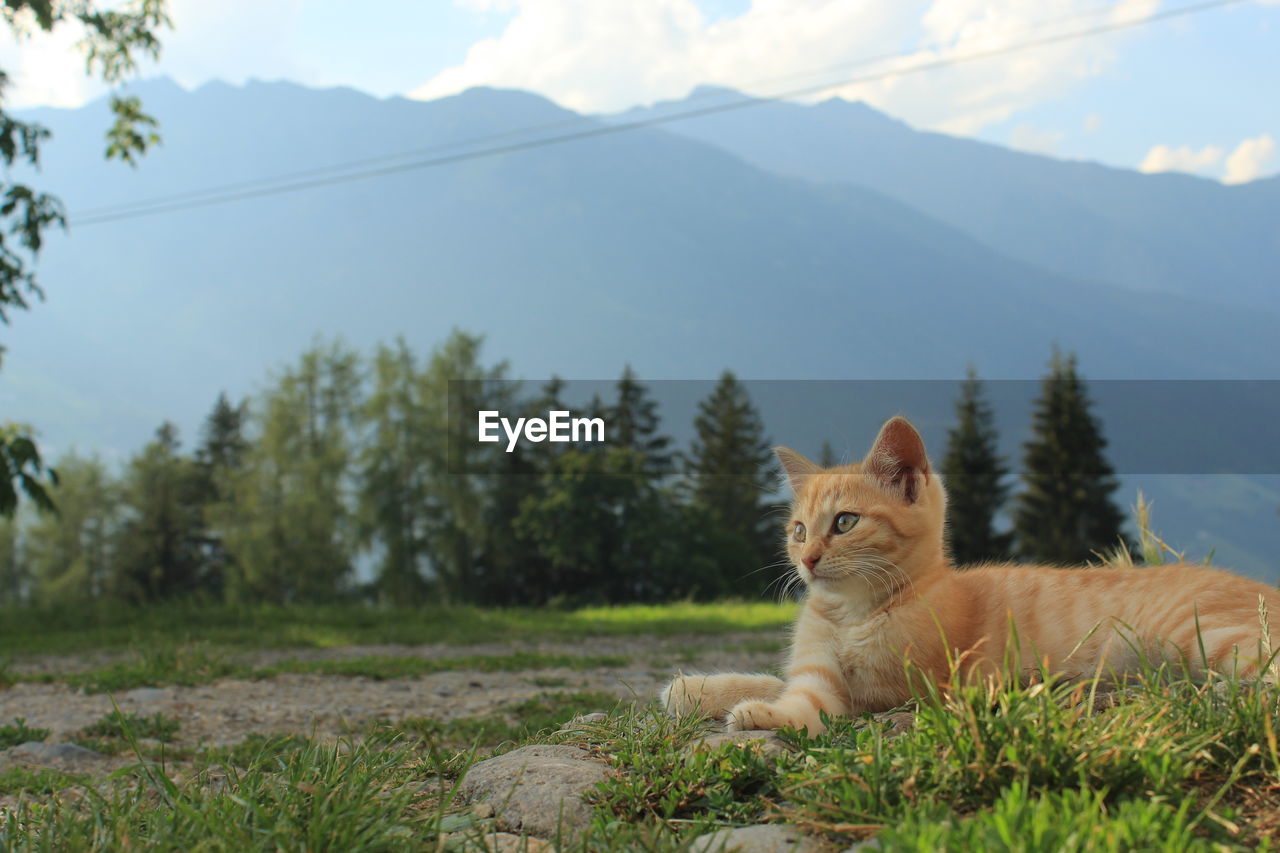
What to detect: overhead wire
<box><xmin>69</xmin><ymin>0</ymin><xmax>1246</xmax><ymax>228</ymax></box>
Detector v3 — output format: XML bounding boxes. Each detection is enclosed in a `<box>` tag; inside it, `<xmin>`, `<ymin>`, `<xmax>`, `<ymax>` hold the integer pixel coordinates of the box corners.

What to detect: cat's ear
<box><xmin>774</xmin><ymin>446</ymin><xmax>820</xmax><ymax>494</ymax></box>
<box><xmin>864</xmin><ymin>416</ymin><xmax>930</xmax><ymax>503</ymax></box>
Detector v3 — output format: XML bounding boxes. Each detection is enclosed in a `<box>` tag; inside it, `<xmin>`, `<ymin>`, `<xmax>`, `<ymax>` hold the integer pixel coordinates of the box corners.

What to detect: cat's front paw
<box><xmin>727</xmin><ymin>700</ymin><xmax>795</xmax><ymax>732</ymax></box>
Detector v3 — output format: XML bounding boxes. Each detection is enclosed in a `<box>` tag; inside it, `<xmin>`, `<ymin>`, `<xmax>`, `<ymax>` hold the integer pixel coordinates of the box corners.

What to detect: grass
<box><xmin>70</xmin><ymin>711</ymin><xmax>181</xmax><ymax>755</ymax></box>
<box><xmin>6</xmin><ymin>649</ymin><xmax>1280</xmax><ymax>849</ymax></box>
<box><xmin>0</xmin><ymin>600</ymin><xmax>796</xmax><ymax>657</ymax></box>
<box><xmin>0</xmin><ymin>719</ymin><xmax>49</xmax><ymax>750</ymax></box>
<box><xmin>16</xmin><ymin>647</ymin><xmax>635</xmax><ymax>693</ymax></box>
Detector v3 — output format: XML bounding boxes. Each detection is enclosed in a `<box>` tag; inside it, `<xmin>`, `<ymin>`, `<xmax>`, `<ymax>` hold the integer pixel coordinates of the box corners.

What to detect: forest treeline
<box><xmin>0</xmin><ymin>334</ymin><xmax>1128</xmax><ymax>607</ymax></box>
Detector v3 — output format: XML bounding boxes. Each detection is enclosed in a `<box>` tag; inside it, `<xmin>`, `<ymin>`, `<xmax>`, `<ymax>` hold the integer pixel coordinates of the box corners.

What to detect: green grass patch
<box><xmin>0</xmin><ymin>735</ymin><xmax>442</xmax><ymax>851</ymax></box>
<box><xmin>0</xmin><ymin>718</ymin><xmax>50</xmax><ymax>750</ymax></box>
<box><xmin>0</xmin><ymin>766</ymin><xmax>85</xmax><ymax>796</ymax></box>
<box><xmin>70</xmin><ymin>710</ymin><xmax>181</xmax><ymax>755</ymax></box>
<box><xmin>18</xmin><ymin>647</ymin><xmax>634</xmax><ymax>692</ymax></box>
<box><xmin>260</xmin><ymin>652</ymin><xmax>630</xmax><ymax>681</ymax></box>
<box><xmin>556</xmin><ymin>665</ymin><xmax>1280</xmax><ymax>851</ymax></box>
<box><xmin>202</xmin><ymin>733</ymin><xmax>314</xmax><ymax>772</ymax></box>
<box><xmin>0</xmin><ymin>600</ymin><xmax>796</xmax><ymax>656</ymax></box>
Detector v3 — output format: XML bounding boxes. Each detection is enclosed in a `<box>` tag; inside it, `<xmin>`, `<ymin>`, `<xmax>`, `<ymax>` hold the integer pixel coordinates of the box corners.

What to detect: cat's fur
<box><xmin>663</xmin><ymin>416</ymin><xmax>1280</xmax><ymax>733</ymax></box>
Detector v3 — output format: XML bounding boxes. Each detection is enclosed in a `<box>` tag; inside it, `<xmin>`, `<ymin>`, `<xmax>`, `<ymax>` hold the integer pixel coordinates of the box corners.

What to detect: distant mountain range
<box><xmin>1</xmin><ymin>78</ymin><xmax>1276</xmax><ymax>576</ymax></box>
<box><xmin>624</xmin><ymin>86</ymin><xmax>1280</xmax><ymax>314</ymax></box>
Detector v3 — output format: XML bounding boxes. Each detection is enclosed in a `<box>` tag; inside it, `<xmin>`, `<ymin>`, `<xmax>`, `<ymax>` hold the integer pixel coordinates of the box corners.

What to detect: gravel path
<box><xmin>0</xmin><ymin>634</ymin><xmax>782</xmax><ymax>749</ymax></box>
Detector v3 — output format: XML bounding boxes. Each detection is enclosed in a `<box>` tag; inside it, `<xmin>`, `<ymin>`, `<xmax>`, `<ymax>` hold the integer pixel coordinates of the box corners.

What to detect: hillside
<box><xmin>624</xmin><ymin>86</ymin><xmax>1280</xmax><ymax>313</ymax></box>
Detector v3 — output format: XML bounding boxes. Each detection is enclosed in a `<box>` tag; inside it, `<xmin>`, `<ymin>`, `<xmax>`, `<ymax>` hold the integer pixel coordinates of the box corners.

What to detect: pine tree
<box><xmin>420</xmin><ymin>330</ymin><xmax>510</xmax><ymax>604</ymax></box>
<box><xmin>1014</xmin><ymin>350</ymin><xmax>1128</xmax><ymax>564</ymax></box>
<box><xmin>941</xmin><ymin>367</ymin><xmax>1013</xmax><ymax>565</ymax></box>
<box><xmin>111</xmin><ymin>423</ymin><xmax>209</xmax><ymax>602</ymax></box>
<box><xmin>475</xmin><ymin>376</ymin><xmax>563</xmax><ymax>605</ymax></box>
<box><xmin>194</xmin><ymin>393</ymin><xmax>249</xmax><ymax>599</ymax></box>
<box><xmin>216</xmin><ymin>340</ymin><xmax>362</xmax><ymax>603</ymax></box>
<box><xmin>611</xmin><ymin>366</ymin><xmax>673</xmax><ymax>476</ymax></box>
<box><xmin>358</xmin><ymin>338</ymin><xmax>434</xmax><ymax>604</ymax></box>
<box><xmin>818</xmin><ymin>441</ymin><xmax>839</xmax><ymax>468</ymax></box>
<box><xmin>685</xmin><ymin>371</ymin><xmax>781</xmax><ymax>593</ymax></box>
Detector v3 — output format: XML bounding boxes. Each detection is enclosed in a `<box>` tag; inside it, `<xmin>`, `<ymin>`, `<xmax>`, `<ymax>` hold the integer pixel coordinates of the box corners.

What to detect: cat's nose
<box><xmin>802</xmin><ymin>555</ymin><xmax>819</xmax><ymax>570</ymax></box>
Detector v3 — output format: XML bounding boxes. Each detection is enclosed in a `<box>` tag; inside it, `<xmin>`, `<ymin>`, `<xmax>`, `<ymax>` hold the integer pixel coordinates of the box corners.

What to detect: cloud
<box><xmin>0</xmin><ymin>0</ymin><xmax>307</xmax><ymax>109</ymax></box>
<box><xmin>1009</xmin><ymin>123</ymin><xmax>1064</xmax><ymax>155</ymax></box>
<box><xmin>411</xmin><ymin>0</ymin><xmax>1159</xmax><ymax>134</ymax></box>
<box><xmin>1138</xmin><ymin>134</ymin><xmax>1278</xmax><ymax>184</ymax></box>
<box><xmin>1138</xmin><ymin>143</ymin><xmax>1224</xmax><ymax>177</ymax></box>
<box><xmin>0</xmin><ymin>18</ymin><xmax>101</xmax><ymax>109</ymax></box>
<box><xmin>1082</xmin><ymin>112</ymin><xmax>1102</xmax><ymax>134</ymax></box>
<box><xmin>1223</xmin><ymin>133</ymin><xmax>1276</xmax><ymax>185</ymax></box>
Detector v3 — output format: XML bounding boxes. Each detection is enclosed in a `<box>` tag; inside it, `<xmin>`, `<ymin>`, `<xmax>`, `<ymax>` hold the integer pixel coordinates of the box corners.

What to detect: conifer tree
<box><xmin>610</xmin><ymin>366</ymin><xmax>673</xmax><ymax>476</ymax></box>
<box><xmin>475</xmin><ymin>375</ymin><xmax>563</xmax><ymax>604</ymax></box>
<box><xmin>419</xmin><ymin>330</ymin><xmax>509</xmax><ymax>603</ymax></box>
<box><xmin>685</xmin><ymin>371</ymin><xmax>781</xmax><ymax>592</ymax></box>
<box><xmin>818</xmin><ymin>441</ymin><xmax>839</xmax><ymax>468</ymax></box>
<box><xmin>1014</xmin><ymin>350</ymin><xmax>1128</xmax><ymax>564</ymax></box>
<box><xmin>358</xmin><ymin>339</ymin><xmax>434</xmax><ymax>604</ymax></box>
<box><xmin>217</xmin><ymin>340</ymin><xmax>362</xmax><ymax>603</ymax></box>
<box><xmin>194</xmin><ymin>393</ymin><xmax>249</xmax><ymax>598</ymax></box>
<box><xmin>111</xmin><ymin>423</ymin><xmax>208</xmax><ymax>601</ymax></box>
<box><xmin>941</xmin><ymin>367</ymin><xmax>1013</xmax><ymax>565</ymax></box>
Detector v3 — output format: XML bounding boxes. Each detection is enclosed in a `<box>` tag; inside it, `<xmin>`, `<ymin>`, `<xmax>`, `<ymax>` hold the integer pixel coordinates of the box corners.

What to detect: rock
<box><xmin>123</xmin><ymin>687</ymin><xmax>168</xmax><ymax>704</ymax></box>
<box><xmin>6</xmin><ymin>741</ymin><xmax>110</xmax><ymax>769</ymax></box>
<box><xmin>841</xmin><ymin>840</ymin><xmax>882</xmax><ymax>852</ymax></box>
<box><xmin>442</xmin><ymin>830</ymin><xmax>556</xmax><ymax>852</ymax></box>
<box><xmin>557</xmin><ymin>712</ymin><xmax>607</xmax><ymax>732</ymax></box>
<box><xmin>688</xmin><ymin>824</ymin><xmax>822</xmax><ymax>853</ymax></box>
<box><xmin>460</xmin><ymin>744</ymin><xmax>608</xmax><ymax>839</ymax></box>
<box><xmin>691</xmin><ymin>730</ymin><xmax>788</xmax><ymax>756</ymax></box>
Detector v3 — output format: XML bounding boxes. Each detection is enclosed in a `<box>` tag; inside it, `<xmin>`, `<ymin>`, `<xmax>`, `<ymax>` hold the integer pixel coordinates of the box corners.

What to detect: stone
<box><xmin>123</xmin><ymin>687</ymin><xmax>168</xmax><ymax>704</ymax></box>
<box><xmin>442</xmin><ymin>830</ymin><xmax>556</xmax><ymax>852</ymax></box>
<box><xmin>691</xmin><ymin>729</ymin><xmax>788</xmax><ymax>756</ymax></box>
<box><xmin>557</xmin><ymin>712</ymin><xmax>607</xmax><ymax>732</ymax></box>
<box><xmin>460</xmin><ymin>744</ymin><xmax>609</xmax><ymax>839</ymax></box>
<box><xmin>688</xmin><ymin>824</ymin><xmax>822</xmax><ymax>853</ymax></box>
<box><xmin>6</xmin><ymin>741</ymin><xmax>110</xmax><ymax>769</ymax></box>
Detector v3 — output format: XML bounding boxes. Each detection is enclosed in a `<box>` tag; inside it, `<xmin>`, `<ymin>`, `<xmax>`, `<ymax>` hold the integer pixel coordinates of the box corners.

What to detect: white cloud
<box><xmin>1138</xmin><ymin>134</ymin><xmax>1277</xmax><ymax>184</ymax></box>
<box><xmin>0</xmin><ymin>0</ymin><xmax>307</xmax><ymax>109</ymax></box>
<box><xmin>1138</xmin><ymin>142</ymin><xmax>1224</xmax><ymax>176</ymax></box>
<box><xmin>1083</xmin><ymin>112</ymin><xmax>1102</xmax><ymax>134</ymax></box>
<box><xmin>1223</xmin><ymin>133</ymin><xmax>1276</xmax><ymax>184</ymax></box>
<box><xmin>0</xmin><ymin>18</ymin><xmax>100</xmax><ymax>109</ymax></box>
<box><xmin>410</xmin><ymin>0</ymin><xmax>1159</xmax><ymax>134</ymax></box>
<box><xmin>1009</xmin><ymin>123</ymin><xmax>1064</xmax><ymax>155</ymax></box>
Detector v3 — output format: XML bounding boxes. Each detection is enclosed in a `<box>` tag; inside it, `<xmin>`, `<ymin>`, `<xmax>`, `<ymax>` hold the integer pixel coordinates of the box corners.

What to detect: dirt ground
<box><xmin>0</xmin><ymin>633</ymin><xmax>781</xmax><ymax>750</ymax></box>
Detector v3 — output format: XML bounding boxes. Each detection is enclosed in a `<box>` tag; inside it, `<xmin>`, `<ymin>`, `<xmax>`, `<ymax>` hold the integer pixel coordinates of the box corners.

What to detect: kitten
<box><xmin>663</xmin><ymin>416</ymin><xmax>1280</xmax><ymax>733</ymax></box>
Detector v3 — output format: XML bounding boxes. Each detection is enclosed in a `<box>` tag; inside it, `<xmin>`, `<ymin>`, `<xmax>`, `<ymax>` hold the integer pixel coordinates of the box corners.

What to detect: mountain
<box><xmin>622</xmin><ymin>87</ymin><xmax>1280</xmax><ymax>313</ymax></box>
<box><xmin>1</xmin><ymin>78</ymin><xmax>1276</xmax><ymax>576</ymax></box>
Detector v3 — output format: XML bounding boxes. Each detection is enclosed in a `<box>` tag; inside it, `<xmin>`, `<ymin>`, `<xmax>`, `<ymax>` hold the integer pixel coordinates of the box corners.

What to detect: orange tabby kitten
<box><xmin>663</xmin><ymin>416</ymin><xmax>1280</xmax><ymax>733</ymax></box>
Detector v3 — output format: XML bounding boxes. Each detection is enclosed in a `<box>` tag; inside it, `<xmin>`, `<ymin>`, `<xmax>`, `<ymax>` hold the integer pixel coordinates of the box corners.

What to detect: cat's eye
<box><xmin>834</xmin><ymin>512</ymin><xmax>860</xmax><ymax>534</ymax></box>
<box><xmin>793</xmin><ymin>522</ymin><xmax>806</xmax><ymax>543</ymax></box>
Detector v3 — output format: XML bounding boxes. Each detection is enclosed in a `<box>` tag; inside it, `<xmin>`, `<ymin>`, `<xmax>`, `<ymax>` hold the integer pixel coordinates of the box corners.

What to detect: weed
<box><xmin>0</xmin><ymin>718</ymin><xmax>50</xmax><ymax>750</ymax></box>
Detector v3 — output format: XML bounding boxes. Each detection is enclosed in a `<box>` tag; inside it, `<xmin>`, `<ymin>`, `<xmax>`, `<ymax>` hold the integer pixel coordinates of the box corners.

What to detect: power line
<box><xmin>69</xmin><ymin>0</ymin><xmax>1160</xmax><ymax>221</ymax></box>
<box><xmin>70</xmin><ymin>0</ymin><xmax>1245</xmax><ymax>228</ymax></box>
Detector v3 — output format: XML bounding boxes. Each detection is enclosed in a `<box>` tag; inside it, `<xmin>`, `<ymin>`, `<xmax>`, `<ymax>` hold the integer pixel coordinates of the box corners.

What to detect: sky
<box><xmin>0</xmin><ymin>0</ymin><xmax>1276</xmax><ymax>183</ymax></box>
